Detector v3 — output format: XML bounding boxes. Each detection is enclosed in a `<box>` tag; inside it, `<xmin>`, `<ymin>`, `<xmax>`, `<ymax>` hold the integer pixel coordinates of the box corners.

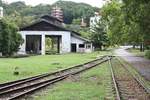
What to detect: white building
<box><xmin>18</xmin><ymin>15</ymin><xmax>93</xmax><ymax>55</ymax></box>
<box><xmin>90</xmin><ymin>12</ymin><xmax>101</xmax><ymax>30</ymax></box>
<box><xmin>0</xmin><ymin>7</ymin><xmax>3</xmax><ymax>18</ymax></box>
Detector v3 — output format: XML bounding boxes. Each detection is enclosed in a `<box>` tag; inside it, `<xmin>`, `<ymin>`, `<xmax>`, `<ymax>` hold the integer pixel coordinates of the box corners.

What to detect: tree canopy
<box><xmin>101</xmin><ymin>0</ymin><xmax>150</xmax><ymax>50</ymax></box>
<box><xmin>0</xmin><ymin>0</ymin><xmax>98</xmax><ymax>26</ymax></box>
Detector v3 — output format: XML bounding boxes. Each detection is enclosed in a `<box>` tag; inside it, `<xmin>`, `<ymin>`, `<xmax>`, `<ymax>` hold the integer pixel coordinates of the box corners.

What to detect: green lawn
<box><xmin>0</xmin><ymin>51</ymin><xmax>110</xmax><ymax>83</ymax></box>
<box><xmin>33</xmin><ymin>62</ymin><xmax>114</xmax><ymax>100</ymax></box>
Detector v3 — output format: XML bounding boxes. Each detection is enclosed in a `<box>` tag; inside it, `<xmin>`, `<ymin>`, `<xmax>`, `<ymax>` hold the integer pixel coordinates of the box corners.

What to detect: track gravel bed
<box><xmin>111</xmin><ymin>58</ymin><xmax>149</xmax><ymax>100</ymax></box>
<box><xmin>115</xmin><ymin>47</ymin><xmax>150</xmax><ymax>81</ymax></box>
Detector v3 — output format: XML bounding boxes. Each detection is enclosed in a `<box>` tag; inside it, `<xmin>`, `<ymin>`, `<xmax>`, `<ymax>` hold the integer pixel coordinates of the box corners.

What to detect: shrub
<box><xmin>0</xmin><ymin>19</ymin><xmax>23</xmax><ymax>56</ymax></box>
<box><xmin>145</xmin><ymin>50</ymin><xmax>150</xmax><ymax>59</ymax></box>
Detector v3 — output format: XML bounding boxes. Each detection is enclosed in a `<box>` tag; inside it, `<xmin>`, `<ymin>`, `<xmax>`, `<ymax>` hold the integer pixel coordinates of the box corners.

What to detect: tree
<box><xmin>45</xmin><ymin>37</ymin><xmax>52</xmax><ymax>51</ymax></box>
<box><xmin>122</xmin><ymin>0</ymin><xmax>150</xmax><ymax>51</ymax></box>
<box><xmin>1</xmin><ymin>0</ymin><xmax>98</xmax><ymax>25</ymax></box>
<box><xmin>79</xmin><ymin>27</ymin><xmax>91</xmax><ymax>39</ymax></box>
<box><xmin>90</xmin><ymin>20</ymin><xmax>108</xmax><ymax>50</ymax></box>
<box><xmin>53</xmin><ymin>1</ymin><xmax>99</xmax><ymax>24</ymax></box>
<box><xmin>101</xmin><ymin>0</ymin><xmax>150</xmax><ymax>52</ymax></box>
<box><xmin>72</xmin><ymin>18</ymin><xmax>81</xmax><ymax>25</ymax></box>
<box><xmin>0</xmin><ymin>19</ymin><xmax>23</xmax><ymax>56</ymax></box>
<box><xmin>0</xmin><ymin>0</ymin><xmax>2</xmax><ymax>6</ymax></box>
<box><xmin>101</xmin><ymin>0</ymin><xmax>127</xmax><ymax>46</ymax></box>
<box><xmin>5</xmin><ymin>11</ymin><xmax>35</xmax><ymax>28</ymax></box>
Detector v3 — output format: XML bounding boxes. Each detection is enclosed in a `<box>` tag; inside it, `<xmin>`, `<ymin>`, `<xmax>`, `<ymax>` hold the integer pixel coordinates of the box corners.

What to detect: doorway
<box><xmin>71</xmin><ymin>43</ymin><xmax>77</xmax><ymax>52</ymax></box>
<box><xmin>45</xmin><ymin>35</ymin><xmax>61</xmax><ymax>54</ymax></box>
<box><xmin>26</xmin><ymin>35</ymin><xmax>41</xmax><ymax>54</ymax></box>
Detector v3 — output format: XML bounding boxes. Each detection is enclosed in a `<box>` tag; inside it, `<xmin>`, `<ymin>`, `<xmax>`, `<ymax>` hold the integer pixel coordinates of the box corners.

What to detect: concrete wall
<box><xmin>85</xmin><ymin>43</ymin><xmax>93</xmax><ymax>53</ymax></box>
<box><xmin>71</xmin><ymin>36</ymin><xmax>93</xmax><ymax>53</ymax></box>
<box><xmin>18</xmin><ymin>31</ymin><xmax>71</xmax><ymax>55</ymax></box>
<box><xmin>71</xmin><ymin>36</ymin><xmax>85</xmax><ymax>52</ymax></box>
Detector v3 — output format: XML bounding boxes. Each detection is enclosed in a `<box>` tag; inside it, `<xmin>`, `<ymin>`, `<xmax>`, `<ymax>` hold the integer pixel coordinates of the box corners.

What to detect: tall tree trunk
<box><xmin>140</xmin><ymin>43</ymin><xmax>142</xmax><ymax>52</ymax></box>
<box><xmin>99</xmin><ymin>45</ymin><xmax>102</xmax><ymax>50</ymax></box>
<box><xmin>133</xmin><ymin>44</ymin><xmax>135</xmax><ymax>49</ymax></box>
<box><xmin>142</xmin><ymin>42</ymin><xmax>144</xmax><ymax>52</ymax></box>
<box><xmin>140</xmin><ymin>42</ymin><xmax>144</xmax><ymax>52</ymax></box>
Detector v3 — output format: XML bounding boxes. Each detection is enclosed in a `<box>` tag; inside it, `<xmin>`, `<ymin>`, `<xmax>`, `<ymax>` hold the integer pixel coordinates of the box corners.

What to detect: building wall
<box><xmin>18</xmin><ymin>31</ymin><xmax>71</xmax><ymax>55</ymax></box>
<box><xmin>71</xmin><ymin>36</ymin><xmax>93</xmax><ymax>53</ymax></box>
<box><xmin>71</xmin><ymin>36</ymin><xmax>85</xmax><ymax>52</ymax></box>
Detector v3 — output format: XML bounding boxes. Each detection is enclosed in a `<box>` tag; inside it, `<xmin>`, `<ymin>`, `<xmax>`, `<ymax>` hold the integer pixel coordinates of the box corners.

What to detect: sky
<box><xmin>3</xmin><ymin>0</ymin><xmax>106</xmax><ymax>8</ymax></box>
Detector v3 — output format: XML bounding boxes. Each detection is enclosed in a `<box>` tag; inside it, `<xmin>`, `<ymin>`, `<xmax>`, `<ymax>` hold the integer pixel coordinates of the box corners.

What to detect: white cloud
<box><xmin>4</xmin><ymin>0</ymin><xmax>106</xmax><ymax>8</ymax></box>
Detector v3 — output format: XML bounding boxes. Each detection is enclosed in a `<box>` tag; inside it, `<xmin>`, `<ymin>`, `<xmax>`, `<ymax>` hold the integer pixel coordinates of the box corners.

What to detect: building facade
<box><xmin>90</xmin><ymin>12</ymin><xmax>101</xmax><ymax>30</ymax></box>
<box><xmin>18</xmin><ymin>15</ymin><xmax>93</xmax><ymax>55</ymax></box>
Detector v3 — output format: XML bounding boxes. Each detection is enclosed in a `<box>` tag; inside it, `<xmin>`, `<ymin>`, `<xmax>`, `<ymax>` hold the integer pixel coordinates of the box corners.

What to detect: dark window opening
<box><xmin>79</xmin><ymin>44</ymin><xmax>84</xmax><ymax>48</ymax></box>
<box><xmin>26</xmin><ymin>35</ymin><xmax>41</xmax><ymax>54</ymax></box>
<box><xmin>86</xmin><ymin>44</ymin><xmax>91</xmax><ymax>49</ymax></box>
<box><xmin>71</xmin><ymin>44</ymin><xmax>77</xmax><ymax>52</ymax></box>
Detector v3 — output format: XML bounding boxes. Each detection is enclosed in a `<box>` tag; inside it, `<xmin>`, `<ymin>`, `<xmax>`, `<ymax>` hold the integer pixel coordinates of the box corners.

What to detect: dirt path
<box><xmin>114</xmin><ymin>46</ymin><xmax>150</xmax><ymax>81</ymax></box>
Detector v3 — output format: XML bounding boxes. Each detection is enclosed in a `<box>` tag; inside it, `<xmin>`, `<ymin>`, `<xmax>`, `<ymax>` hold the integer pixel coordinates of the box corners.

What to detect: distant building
<box><xmin>90</xmin><ymin>12</ymin><xmax>101</xmax><ymax>30</ymax></box>
<box><xmin>0</xmin><ymin>7</ymin><xmax>3</xmax><ymax>18</ymax></box>
<box><xmin>51</xmin><ymin>6</ymin><xmax>63</xmax><ymax>22</ymax></box>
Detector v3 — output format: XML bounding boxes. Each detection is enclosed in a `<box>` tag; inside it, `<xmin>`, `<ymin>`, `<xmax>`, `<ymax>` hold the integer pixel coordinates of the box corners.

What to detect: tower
<box><xmin>51</xmin><ymin>6</ymin><xmax>63</xmax><ymax>22</ymax></box>
<box><xmin>81</xmin><ymin>18</ymin><xmax>87</xmax><ymax>27</ymax></box>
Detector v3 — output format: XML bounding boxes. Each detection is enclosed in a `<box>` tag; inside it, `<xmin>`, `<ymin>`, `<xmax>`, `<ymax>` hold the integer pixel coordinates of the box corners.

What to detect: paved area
<box><xmin>114</xmin><ymin>46</ymin><xmax>150</xmax><ymax>81</ymax></box>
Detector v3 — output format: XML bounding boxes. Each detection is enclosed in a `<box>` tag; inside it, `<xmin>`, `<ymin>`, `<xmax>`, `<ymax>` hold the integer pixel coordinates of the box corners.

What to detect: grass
<box><xmin>33</xmin><ymin>62</ymin><xmax>114</xmax><ymax>100</ymax></box>
<box><xmin>127</xmin><ymin>48</ymin><xmax>146</xmax><ymax>57</ymax></box>
<box><xmin>0</xmin><ymin>51</ymin><xmax>111</xmax><ymax>83</ymax></box>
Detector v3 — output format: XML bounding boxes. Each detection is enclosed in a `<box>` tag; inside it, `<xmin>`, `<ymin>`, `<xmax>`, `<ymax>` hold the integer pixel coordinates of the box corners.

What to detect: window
<box><xmin>86</xmin><ymin>44</ymin><xmax>91</xmax><ymax>49</ymax></box>
<box><xmin>79</xmin><ymin>44</ymin><xmax>84</xmax><ymax>48</ymax></box>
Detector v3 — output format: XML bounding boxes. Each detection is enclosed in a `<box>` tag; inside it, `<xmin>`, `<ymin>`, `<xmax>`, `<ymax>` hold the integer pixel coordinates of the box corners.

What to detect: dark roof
<box><xmin>20</xmin><ymin>15</ymin><xmax>81</xmax><ymax>36</ymax></box>
<box><xmin>71</xmin><ymin>32</ymin><xmax>90</xmax><ymax>42</ymax></box>
<box><xmin>41</xmin><ymin>15</ymin><xmax>63</xmax><ymax>22</ymax></box>
<box><xmin>20</xmin><ymin>19</ymin><xmax>69</xmax><ymax>31</ymax></box>
<box><xmin>20</xmin><ymin>18</ymin><xmax>91</xmax><ymax>42</ymax></box>
<box><xmin>20</xmin><ymin>19</ymin><xmax>79</xmax><ymax>36</ymax></box>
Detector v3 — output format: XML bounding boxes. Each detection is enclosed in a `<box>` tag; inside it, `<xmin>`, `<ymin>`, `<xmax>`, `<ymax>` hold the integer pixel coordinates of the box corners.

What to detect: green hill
<box><xmin>0</xmin><ymin>0</ymin><xmax>99</xmax><ymax>25</ymax></box>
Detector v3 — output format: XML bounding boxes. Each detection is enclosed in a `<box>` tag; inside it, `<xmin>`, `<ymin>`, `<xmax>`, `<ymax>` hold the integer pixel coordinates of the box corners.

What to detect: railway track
<box><xmin>109</xmin><ymin>57</ymin><xmax>150</xmax><ymax>100</ymax></box>
<box><xmin>0</xmin><ymin>56</ymin><xmax>110</xmax><ymax>100</ymax></box>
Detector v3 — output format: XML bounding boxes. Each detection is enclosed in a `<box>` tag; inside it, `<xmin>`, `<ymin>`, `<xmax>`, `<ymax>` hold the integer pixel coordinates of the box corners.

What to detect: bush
<box><xmin>0</xmin><ymin>19</ymin><xmax>23</xmax><ymax>56</ymax></box>
<box><xmin>145</xmin><ymin>50</ymin><xmax>150</xmax><ymax>59</ymax></box>
<box><xmin>145</xmin><ymin>45</ymin><xmax>150</xmax><ymax>50</ymax></box>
